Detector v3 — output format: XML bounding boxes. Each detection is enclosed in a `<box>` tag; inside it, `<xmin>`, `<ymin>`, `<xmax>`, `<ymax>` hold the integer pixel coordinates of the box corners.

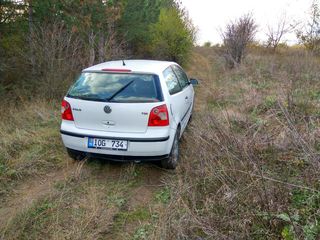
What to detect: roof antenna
<box><xmin>122</xmin><ymin>60</ymin><xmax>126</xmax><ymax>66</ymax></box>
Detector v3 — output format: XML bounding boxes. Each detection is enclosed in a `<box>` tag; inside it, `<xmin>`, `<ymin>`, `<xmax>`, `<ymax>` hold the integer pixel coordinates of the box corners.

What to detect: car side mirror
<box><xmin>190</xmin><ymin>78</ymin><xmax>199</xmax><ymax>86</ymax></box>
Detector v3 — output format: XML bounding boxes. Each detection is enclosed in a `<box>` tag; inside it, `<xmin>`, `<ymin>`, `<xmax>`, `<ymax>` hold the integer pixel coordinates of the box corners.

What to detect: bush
<box><xmin>296</xmin><ymin>0</ymin><xmax>320</xmax><ymax>54</ymax></box>
<box><xmin>221</xmin><ymin>14</ymin><xmax>257</xmax><ymax>68</ymax></box>
<box><xmin>150</xmin><ymin>7</ymin><xmax>196</xmax><ymax>66</ymax></box>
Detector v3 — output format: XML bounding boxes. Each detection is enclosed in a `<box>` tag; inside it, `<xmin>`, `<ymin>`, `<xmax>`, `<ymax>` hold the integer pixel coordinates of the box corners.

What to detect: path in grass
<box><xmin>0</xmin><ymin>157</ymin><xmax>171</xmax><ymax>239</ymax></box>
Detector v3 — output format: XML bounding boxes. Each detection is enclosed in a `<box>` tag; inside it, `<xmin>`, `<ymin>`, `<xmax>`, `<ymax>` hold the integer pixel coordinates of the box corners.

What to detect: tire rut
<box><xmin>0</xmin><ymin>161</ymin><xmax>79</xmax><ymax>230</ymax></box>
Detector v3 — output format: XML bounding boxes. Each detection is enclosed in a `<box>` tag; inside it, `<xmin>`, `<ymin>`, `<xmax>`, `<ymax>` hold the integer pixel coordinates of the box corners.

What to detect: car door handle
<box><xmin>185</xmin><ymin>96</ymin><xmax>188</xmax><ymax>100</ymax></box>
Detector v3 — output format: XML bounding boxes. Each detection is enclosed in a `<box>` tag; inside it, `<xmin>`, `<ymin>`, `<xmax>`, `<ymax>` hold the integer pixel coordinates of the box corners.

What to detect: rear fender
<box><xmin>169</xmin><ymin>103</ymin><xmax>180</xmax><ymax>129</ymax></box>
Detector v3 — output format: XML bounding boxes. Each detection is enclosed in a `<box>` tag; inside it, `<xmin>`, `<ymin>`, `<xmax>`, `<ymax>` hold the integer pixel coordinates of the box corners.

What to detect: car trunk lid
<box><xmin>67</xmin><ymin>98</ymin><xmax>162</xmax><ymax>133</ymax></box>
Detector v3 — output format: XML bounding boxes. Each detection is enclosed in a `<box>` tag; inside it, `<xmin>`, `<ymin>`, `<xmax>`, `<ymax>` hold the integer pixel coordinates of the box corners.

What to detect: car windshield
<box><xmin>67</xmin><ymin>72</ymin><xmax>163</xmax><ymax>103</ymax></box>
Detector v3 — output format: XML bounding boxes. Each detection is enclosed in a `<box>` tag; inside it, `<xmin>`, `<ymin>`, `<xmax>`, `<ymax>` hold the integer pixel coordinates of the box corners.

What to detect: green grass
<box><xmin>132</xmin><ymin>225</ymin><xmax>151</xmax><ymax>240</ymax></box>
<box><xmin>115</xmin><ymin>207</ymin><xmax>151</xmax><ymax>224</ymax></box>
<box><xmin>155</xmin><ymin>187</ymin><xmax>171</xmax><ymax>204</ymax></box>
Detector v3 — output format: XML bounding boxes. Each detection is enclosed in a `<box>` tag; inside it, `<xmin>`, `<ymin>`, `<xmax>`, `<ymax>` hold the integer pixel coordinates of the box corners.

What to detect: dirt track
<box><xmin>0</xmin><ymin>157</ymin><xmax>171</xmax><ymax>239</ymax></box>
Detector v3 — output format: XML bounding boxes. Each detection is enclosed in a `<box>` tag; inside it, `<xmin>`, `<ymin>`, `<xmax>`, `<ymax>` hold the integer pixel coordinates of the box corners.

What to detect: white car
<box><xmin>60</xmin><ymin>60</ymin><xmax>198</xmax><ymax>169</ymax></box>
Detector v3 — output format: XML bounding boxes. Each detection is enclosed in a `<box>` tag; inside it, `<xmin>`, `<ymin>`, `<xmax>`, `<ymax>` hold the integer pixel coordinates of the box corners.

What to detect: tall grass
<box><xmin>0</xmin><ymin>47</ymin><xmax>319</xmax><ymax>239</ymax></box>
<box><xmin>152</xmin><ymin>48</ymin><xmax>320</xmax><ymax>239</ymax></box>
<box><xmin>0</xmin><ymin>100</ymin><xmax>64</xmax><ymax>195</ymax></box>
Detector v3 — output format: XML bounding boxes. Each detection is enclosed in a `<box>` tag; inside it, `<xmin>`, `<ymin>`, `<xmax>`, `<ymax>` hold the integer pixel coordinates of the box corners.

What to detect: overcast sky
<box><xmin>181</xmin><ymin>0</ymin><xmax>313</xmax><ymax>45</ymax></box>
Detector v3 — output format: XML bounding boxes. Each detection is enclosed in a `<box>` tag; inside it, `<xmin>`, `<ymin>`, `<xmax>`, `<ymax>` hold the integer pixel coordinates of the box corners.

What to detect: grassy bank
<box><xmin>152</xmin><ymin>47</ymin><xmax>320</xmax><ymax>239</ymax></box>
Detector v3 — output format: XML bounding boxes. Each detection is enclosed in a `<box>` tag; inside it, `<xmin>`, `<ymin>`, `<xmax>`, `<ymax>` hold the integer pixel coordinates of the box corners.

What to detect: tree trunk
<box><xmin>28</xmin><ymin>0</ymin><xmax>35</xmax><ymax>74</ymax></box>
<box><xmin>88</xmin><ymin>31</ymin><xmax>95</xmax><ymax>66</ymax></box>
<box><xmin>98</xmin><ymin>32</ymin><xmax>105</xmax><ymax>63</ymax></box>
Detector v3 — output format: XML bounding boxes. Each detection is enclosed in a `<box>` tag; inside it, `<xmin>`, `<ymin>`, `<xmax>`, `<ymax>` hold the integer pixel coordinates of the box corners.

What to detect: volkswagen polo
<box><xmin>60</xmin><ymin>60</ymin><xmax>198</xmax><ymax>169</ymax></box>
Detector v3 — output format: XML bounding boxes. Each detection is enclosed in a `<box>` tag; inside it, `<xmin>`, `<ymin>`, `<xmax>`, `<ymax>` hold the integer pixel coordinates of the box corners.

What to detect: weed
<box><xmin>309</xmin><ymin>90</ymin><xmax>320</xmax><ymax>101</ymax></box>
<box><xmin>107</xmin><ymin>195</ymin><xmax>127</xmax><ymax>208</ymax></box>
<box><xmin>132</xmin><ymin>225</ymin><xmax>150</xmax><ymax>240</ymax></box>
<box><xmin>123</xmin><ymin>207</ymin><xmax>150</xmax><ymax>222</ymax></box>
<box><xmin>155</xmin><ymin>187</ymin><xmax>171</xmax><ymax>204</ymax></box>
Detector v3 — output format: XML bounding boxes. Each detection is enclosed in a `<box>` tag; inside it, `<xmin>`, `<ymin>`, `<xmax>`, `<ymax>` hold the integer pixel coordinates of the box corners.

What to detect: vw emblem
<box><xmin>104</xmin><ymin>105</ymin><xmax>112</xmax><ymax>114</ymax></box>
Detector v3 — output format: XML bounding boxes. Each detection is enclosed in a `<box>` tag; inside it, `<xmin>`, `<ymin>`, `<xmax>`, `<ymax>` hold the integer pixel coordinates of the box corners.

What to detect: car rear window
<box><xmin>67</xmin><ymin>72</ymin><xmax>163</xmax><ymax>103</ymax></box>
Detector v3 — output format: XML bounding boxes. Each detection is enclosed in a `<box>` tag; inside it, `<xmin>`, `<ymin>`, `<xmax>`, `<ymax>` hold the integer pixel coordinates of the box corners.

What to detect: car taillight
<box><xmin>148</xmin><ymin>104</ymin><xmax>169</xmax><ymax>127</ymax></box>
<box><xmin>61</xmin><ymin>100</ymin><xmax>74</xmax><ymax>121</ymax></box>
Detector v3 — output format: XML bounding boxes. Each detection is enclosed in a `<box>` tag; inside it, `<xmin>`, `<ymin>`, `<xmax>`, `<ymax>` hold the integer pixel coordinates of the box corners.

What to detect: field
<box><xmin>0</xmin><ymin>47</ymin><xmax>319</xmax><ymax>239</ymax></box>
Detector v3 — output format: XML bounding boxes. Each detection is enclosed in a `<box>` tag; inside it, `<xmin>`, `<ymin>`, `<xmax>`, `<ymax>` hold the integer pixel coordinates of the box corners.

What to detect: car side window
<box><xmin>172</xmin><ymin>65</ymin><xmax>189</xmax><ymax>89</ymax></box>
<box><xmin>163</xmin><ymin>67</ymin><xmax>182</xmax><ymax>95</ymax></box>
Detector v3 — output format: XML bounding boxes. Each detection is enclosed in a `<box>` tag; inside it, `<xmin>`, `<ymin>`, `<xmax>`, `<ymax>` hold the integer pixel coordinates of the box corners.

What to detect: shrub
<box><xmin>150</xmin><ymin>7</ymin><xmax>196</xmax><ymax>66</ymax></box>
<box><xmin>221</xmin><ymin>14</ymin><xmax>257</xmax><ymax>68</ymax></box>
<box><xmin>296</xmin><ymin>0</ymin><xmax>320</xmax><ymax>54</ymax></box>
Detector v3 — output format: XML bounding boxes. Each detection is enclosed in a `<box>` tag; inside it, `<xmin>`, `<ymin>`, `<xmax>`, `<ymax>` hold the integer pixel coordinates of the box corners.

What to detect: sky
<box><xmin>181</xmin><ymin>0</ymin><xmax>313</xmax><ymax>45</ymax></box>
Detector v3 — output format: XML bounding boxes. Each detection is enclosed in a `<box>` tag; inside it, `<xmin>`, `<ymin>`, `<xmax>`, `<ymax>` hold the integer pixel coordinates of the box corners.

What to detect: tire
<box><xmin>67</xmin><ymin>148</ymin><xmax>86</xmax><ymax>161</ymax></box>
<box><xmin>188</xmin><ymin>103</ymin><xmax>194</xmax><ymax>124</ymax></box>
<box><xmin>188</xmin><ymin>112</ymin><xmax>193</xmax><ymax>124</ymax></box>
<box><xmin>161</xmin><ymin>128</ymin><xmax>180</xmax><ymax>169</ymax></box>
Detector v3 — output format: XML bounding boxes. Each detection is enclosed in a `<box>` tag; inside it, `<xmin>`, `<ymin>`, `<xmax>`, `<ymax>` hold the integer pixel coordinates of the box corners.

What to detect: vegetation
<box><xmin>1</xmin><ymin>45</ymin><xmax>319</xmax><ymax>240</ymax></box>
<box><xmin>152</xmin><ymin>46</ymin><xmax>320</xmax><ymax>239</ymax></box>
<box><xmin>221</xmin><ymin>14</ymin><xmax>257</xmax><ymax>68</ymax></box>
<box><xmin>118</xmin><ymin>0</ymin><xmax>172</xmax><ymax>57</ymax></box>
<box><xmin>266</xmin><ymin>15</ymin><xmax>293</xmax><ymax>52</ymax></box>
<box><xmin>0</xmin><ymin>0</ymin><xmax>195</xmax><ymax>99</ymax></box>
<box><xmin>296</xmin><ymin>0</ymin><xmax>320</xmax><ymax>54</ymax></box>
<box><xmin>1</xmin><ymin>0</ymin><xmax>320</xmax><ymax>239</ymax></box>
<box><xmin>150</xmin><ymin>6</ymin><xmax>196</xmax><ymax>65</ymax></box>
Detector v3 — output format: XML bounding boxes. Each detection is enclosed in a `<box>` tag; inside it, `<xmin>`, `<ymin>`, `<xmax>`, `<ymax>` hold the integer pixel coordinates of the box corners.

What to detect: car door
<box><xmin>163</xmin><ymin>67</ymin><xmax>185</xmax><ymax>129</ymax></box>
<box><xmin>172</xmin><ymin>65</ymin><xmax>193</xmax><ymax>130</ymax></box>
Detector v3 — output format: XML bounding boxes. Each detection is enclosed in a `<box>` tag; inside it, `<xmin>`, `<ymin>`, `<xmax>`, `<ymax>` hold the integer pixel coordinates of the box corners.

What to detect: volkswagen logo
<box><xmin>104</xmin><ymin>105</ymin><xmax>112</xmax><ymax>114</ymax></box>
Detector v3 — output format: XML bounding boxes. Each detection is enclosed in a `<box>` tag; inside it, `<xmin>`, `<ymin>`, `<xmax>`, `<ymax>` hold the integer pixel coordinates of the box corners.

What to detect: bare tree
<box><xmin>88</xmin><ymin>30</ymin><xmax>96</xmax><ymax>66</ymax></box>
<box><xmin>27</xmin><ymin>0</ymin><xmax>36</xmax><ymax>74</ymax></box>
<box><xmin>221</xmin><ymin>14</ymin><xmax>257</xmax><ymax>68</ymax></box>
<box><xmin>296</xmin><ymin>0</ymin><xmax>320</xmax><ymax>54</ymax></box>
<box><xmin>27</xmin><ymin>20</ymin><xmax>85</xmax><ymax>97</ymax></box>
<box><xmin>266</xmin><ymin>15</ymin><xmax>294</xmax><ymax>51</ymax></box>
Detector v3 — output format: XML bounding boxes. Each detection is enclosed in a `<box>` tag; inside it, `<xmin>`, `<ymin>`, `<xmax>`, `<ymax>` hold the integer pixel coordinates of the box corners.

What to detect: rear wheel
<box><xmin>188</xmin><ymin>103</ymin><xmax>194</xmax><ymax>124</ymax></box>
<box><xmin>188</xmin><ymin>112</ymin><xmax>193</xmax><ymax>124</ymax></box>
<box><xmin>67</xmin><ymin>148</ymin><xmax>86</xmax><ymax>161</ymax></box>
<box><xmin>161</xmin><ymin>128</ymin><xmax>180</xmax><ymax>169</ymax></box>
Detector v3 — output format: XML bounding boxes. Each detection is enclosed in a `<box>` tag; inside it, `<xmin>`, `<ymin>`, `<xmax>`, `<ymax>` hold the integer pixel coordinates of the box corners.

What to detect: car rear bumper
<box><xmin>67</xmin><ymin>149</ymin><xmax>169</xmax><ymax>162</ymax></box>
<box><xmin>60</xmin><ymin>130</ymin><xmax>173</xmax><ymax>158</ymax></box>
<box><xmin>60</xmin><ymin>130</ymin><xmax>170</xmax><ymax>142</ymax></box>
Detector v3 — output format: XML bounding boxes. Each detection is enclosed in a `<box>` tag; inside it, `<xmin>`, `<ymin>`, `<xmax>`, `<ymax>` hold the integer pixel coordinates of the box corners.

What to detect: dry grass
<box><xmin>0</xmin><ymin>47</ymin><xmax>319</xmax><ymax>239</ymax></box>
<box><xmin>0</xmin><ymin>99</ymin><xmax>171</xmax><ymax>240</ymax></box>
<box><xmin>0</xmin><ymin>100</ymin><xmax>64</xmax><ymax>195</ymax></box>
<box><xmin>152</xmin><ymin>48</ymin><xmax>320</xmax><ymax>239</ymax></box>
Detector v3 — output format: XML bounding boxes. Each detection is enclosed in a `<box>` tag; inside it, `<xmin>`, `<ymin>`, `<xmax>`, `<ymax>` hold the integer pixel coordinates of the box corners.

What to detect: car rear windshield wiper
<box><xmin>106</xmin><ymin>80</ymin><xmax>134</xmax><ymax>102</ymax></box>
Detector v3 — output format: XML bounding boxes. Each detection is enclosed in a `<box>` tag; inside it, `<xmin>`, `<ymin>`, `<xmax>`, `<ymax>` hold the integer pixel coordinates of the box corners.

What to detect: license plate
<box><xmin>88</xmin><ymin>138</ymin><xmax>128</xmax><ymax>151</ymax></box>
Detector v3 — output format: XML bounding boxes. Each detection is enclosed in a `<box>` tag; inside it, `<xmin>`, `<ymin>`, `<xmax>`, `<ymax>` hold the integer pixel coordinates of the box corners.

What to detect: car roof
<box><xmin>83</xmin><ymin>60</ymin><xmax>177</xmax><ymax>74</ymax></box>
